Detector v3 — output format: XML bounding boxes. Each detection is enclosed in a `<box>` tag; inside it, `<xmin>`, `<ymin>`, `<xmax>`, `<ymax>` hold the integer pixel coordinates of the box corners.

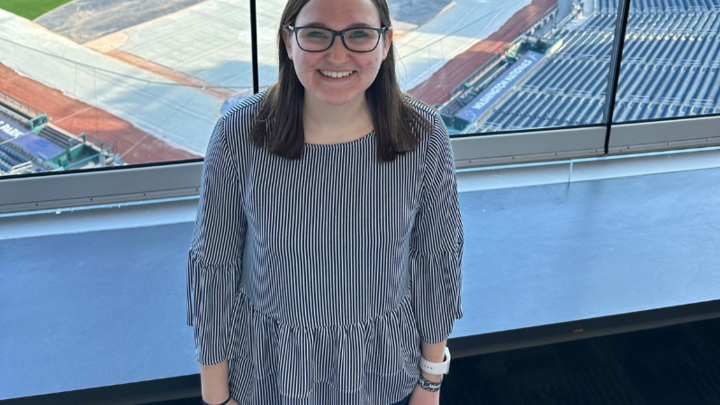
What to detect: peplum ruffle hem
<box><xmin>226</xmin><ymin>283</ymin><xmax>422</xmax><ymax>404</ymax></box>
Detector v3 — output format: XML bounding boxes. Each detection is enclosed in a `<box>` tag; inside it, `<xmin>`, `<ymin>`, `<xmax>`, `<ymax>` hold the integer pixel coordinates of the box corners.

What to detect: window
<box><xmin>609</xmin><ymin>0</ymin><xmax>720</xmax><ymax>154</ymax></box>
<box><xmin>0</xmin><ymin>0</ymin><xmax>251</xmax><ymax>176</ymax></box>
<box><xmin>262</xmin><ymin>1</ymin><xmax>614</xmax><ymax>135</ymax></box>
<box><xmin>2</xmin><ymin>0</ymin><xmax>720</xmax><ymax>213</ymax></box>
<box><xmin>614</xmin><ymin>0</ymin><xmax>720</xmax><ymax>123</ymax></box>
<box><xmin>396</xmin><ymin>0</ymin><xmax>611</xmax><ymax>134</ymax></box>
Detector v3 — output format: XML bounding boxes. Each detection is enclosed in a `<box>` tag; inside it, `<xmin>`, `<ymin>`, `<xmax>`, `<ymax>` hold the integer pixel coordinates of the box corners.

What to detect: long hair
<box><xmin>249</xmin><ymin>0</ymin><xmax>433</xmax><ymax>163</ymax></box>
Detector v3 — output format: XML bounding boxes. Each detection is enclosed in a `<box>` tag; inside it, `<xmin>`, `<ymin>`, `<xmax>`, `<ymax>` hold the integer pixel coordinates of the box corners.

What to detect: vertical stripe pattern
<box><xmin>186</xmin><ymin>92</ymin><xmax>463</xmax><ymax>405</ymax></box>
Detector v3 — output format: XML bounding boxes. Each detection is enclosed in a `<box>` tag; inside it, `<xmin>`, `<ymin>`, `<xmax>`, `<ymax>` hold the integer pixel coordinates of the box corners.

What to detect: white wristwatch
<box><xmin>419</xmin><ymin>346</ymin><xmax>451</xmax><ymax>375</ymax></box>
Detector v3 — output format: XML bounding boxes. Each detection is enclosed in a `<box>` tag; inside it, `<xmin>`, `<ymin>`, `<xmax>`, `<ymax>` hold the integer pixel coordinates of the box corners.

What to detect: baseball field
<box><xmin>0</xmin><ymin>0</ymin><xmax>73</xmax><ymax>20</ymax></box>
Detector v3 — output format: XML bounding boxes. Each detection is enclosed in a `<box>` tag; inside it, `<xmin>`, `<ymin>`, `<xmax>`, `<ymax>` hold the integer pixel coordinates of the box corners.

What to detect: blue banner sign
<box><xmin>455</xmin><ymin>51</ymin><xmax>544</xmax><ymax>123</ymax></box>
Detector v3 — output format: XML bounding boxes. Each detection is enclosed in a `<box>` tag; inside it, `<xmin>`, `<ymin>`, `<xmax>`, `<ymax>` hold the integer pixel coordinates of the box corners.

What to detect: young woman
<box><xmin>186</xmin><ymin>0</ymin><xmax>464</xmax><ymax>404</ymax></box>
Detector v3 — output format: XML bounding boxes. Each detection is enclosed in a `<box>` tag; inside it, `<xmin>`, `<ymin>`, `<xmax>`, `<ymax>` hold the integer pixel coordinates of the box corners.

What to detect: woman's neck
<box><xmin>302</xmin><ymin>92</ymin><xmax>374</xmax><ymax>143</ymax></box>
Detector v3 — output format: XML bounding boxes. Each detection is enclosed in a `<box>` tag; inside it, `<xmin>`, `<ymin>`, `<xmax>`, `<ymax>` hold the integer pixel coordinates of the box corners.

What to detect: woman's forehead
<box><xmin>295</xmin><ymin>0</ymin><xmax>381</xmax><ymax>27</ymax></box>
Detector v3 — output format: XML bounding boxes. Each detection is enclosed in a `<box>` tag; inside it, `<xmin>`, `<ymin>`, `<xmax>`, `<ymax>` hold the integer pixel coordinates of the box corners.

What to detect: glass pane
<box><xmin>258</xmin><ymin>0</ymin><xmax>618</xmax><ymax>136</ymax></box>
<box><xmin>0</xmin><ymin>0</ymin><xmax>251</xmax><ymax>177</ymax></box>
<box><xmin>257</xmin><ymin>1</ymin><xmax>286</xmax><ymax>89</ymax></box>
<box><xmin>405</xmin><ymin>0</ymin><xmax>622</xmax><ymax>135</ymax></box>
<box><xmin>614</xmin><ymin>0</ymin><xmax>720</xmax><ymax>123</ymax></box>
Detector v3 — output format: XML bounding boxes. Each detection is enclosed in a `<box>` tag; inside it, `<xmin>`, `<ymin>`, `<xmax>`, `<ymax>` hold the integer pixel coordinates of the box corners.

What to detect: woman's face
<box><xmin>282</xmin><ymin>0</ymin><xmax>393</xmax><ymax>107</ymax></box>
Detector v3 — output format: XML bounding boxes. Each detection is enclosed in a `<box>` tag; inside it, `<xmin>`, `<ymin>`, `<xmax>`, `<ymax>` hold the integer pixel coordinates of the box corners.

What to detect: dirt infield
<box><xmin>0</xmin><ymin>63</ymin><xmax>200</xmax><ymax>164</ymax></box>
<box><xmin>408</xmin><ymin>0</ymin><xmax>557</xmax><ymax>105</ymax></box>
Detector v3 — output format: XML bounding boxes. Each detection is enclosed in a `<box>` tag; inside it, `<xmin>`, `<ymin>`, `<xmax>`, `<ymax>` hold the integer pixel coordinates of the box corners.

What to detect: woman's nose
<box><xmin>326</xmin><ymin>35</ymin><xmax>350</xmax><ymax>62</ymax></box>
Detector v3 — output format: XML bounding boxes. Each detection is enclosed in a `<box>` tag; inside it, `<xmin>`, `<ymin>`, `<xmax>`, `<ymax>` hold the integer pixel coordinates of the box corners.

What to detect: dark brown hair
<box><xmin>249</xmin><ymin>0</ymin><xmax>433</xmax><ymax>163</ymax></box>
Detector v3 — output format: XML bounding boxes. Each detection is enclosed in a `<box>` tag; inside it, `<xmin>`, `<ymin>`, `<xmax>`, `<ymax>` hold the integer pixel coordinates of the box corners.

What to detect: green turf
<box><xmin>0</xmin><ymin>0</ymin><xmax>74</xmax><ymax>20</ymax></box>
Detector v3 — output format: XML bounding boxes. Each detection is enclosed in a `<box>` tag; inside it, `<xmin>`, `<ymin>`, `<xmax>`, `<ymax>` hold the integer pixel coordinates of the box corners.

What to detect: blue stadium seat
<box><xmin>0</xmin><ymin>150</ymin><xmax>19</xmax><ymax>167</ymax></box>
<box><xmin>0</xmin><ymin>144</ymin><xmax>27</xmax><ymax>165</ymax></box>
<box><xmin>485</xmin><ymin>109</ymin><xmax>502</xmax><ymax>123</ymax></box>
<box><xmin>658</xmin><ymin>104</ymin><xmax>670</xmax><ymax>116</ymax></box>
<box><xmin>705</xmin><ymin>68</ymin><xmax>720</xmax><ymax>99</ymax></box>
<box><xmin>580</xmin><ymin>99</ymin><xmax>596</xmax><ymax>124</ymax></box>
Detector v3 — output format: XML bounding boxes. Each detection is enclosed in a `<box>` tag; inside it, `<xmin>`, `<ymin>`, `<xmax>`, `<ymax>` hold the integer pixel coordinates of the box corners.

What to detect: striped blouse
<box><xmin>186</xmin><ymin>91</ymin><xmax>464</xmax><ymax>405</ymax></box>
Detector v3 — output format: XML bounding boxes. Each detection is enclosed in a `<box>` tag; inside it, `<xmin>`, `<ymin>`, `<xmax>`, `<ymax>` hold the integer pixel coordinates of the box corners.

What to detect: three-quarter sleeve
<box><xmin>409</xmin><ymin>112</ymin><xmax>464</xmax><ymax>344</ymax></box>
<box><xmin>186</xmin><ymin>117</ymin><xmax>246</xmax><ymax>365</ymax></box>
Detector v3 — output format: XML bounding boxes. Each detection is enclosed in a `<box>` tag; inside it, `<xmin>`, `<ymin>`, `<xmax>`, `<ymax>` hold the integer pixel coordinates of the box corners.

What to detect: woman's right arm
<box><xmin>187</xmin><ymin>116</ymin><xmax>247</xmax><ymax>404</ymax></box>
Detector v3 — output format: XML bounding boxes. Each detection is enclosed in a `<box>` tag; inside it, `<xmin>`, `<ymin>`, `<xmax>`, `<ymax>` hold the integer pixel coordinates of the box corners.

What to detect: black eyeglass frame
<box><xmin>285</xmin><ymin>25</ymin><xmax>388</xmax><ymax>53</ymax></box>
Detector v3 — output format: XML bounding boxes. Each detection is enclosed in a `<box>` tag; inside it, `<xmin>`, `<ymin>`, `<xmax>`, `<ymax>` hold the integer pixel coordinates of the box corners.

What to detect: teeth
<box><xmin>320</xmin><ymin>70</ymin><xmax>354</xmax><ymax>78</ymax></box>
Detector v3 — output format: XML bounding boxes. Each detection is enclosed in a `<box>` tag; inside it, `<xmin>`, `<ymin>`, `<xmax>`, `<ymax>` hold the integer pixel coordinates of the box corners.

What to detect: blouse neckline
<box><xmin>303</xmin><ymin>130</ymin><xmax>375</xmax><ymax>149</ymax></box>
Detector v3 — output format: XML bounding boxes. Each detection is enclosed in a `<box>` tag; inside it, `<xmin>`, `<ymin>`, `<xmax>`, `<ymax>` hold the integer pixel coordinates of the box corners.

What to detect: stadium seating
<box><xmin>0</xmin><ymin>144</ymin><xmax>27</xmax><ymax>166</ymax></box>
<box><xmin>452</xmin><ymin>0</ymin><xmax>720</xmax><ymax>132</ymax></box>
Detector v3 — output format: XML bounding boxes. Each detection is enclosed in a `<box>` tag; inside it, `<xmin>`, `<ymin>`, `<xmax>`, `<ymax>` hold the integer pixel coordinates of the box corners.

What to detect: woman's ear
<box><xmin>382</xmin><ymin>28</ymin><xmax>393</xmax><ymax>60</ymax></box>
<box><xmin>281</xmin><ymin>27</ymin><xmax>294</xmax><ymax>60</ymax></box>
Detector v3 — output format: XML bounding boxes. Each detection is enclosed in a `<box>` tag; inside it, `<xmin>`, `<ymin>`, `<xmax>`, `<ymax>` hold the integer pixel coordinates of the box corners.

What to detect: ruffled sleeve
<box><xmin>186</xmin><ymin>117</ymin><xmax>246</xmax><ymax>365</ymax></box>
<box><xmin>409</xmin><ymin>112</ymin><xmax>464</xmax><ymax>344</ymax></box>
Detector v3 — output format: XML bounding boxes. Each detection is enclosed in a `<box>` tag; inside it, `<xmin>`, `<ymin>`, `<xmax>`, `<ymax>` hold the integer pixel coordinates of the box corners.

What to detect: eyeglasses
<box><xmin>285</xmin><ymin>25</ymin><xmax>388</xmax><ymax>53</ymax></box>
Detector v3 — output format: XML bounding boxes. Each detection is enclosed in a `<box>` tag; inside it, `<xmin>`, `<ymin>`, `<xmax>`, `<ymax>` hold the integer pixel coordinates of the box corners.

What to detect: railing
<box><xmin>69</xmin><ymin>132</ymin><xmax>114</xmax><ymax>154</ymax></box>
<box><xmin>0</xmin><ymin>91</ymin><xmax>44</xmax><ymax>118</ymax></box>
<box><xmin>61</xmin><ymin>132</ymin><xmax>116</xmax><ymax>169</ymax></box>
<box><xmin>447</xmin><ymin>53</ymin><xmax>504</xmax><ymax>101</ymax></box>
<box><xmin>29</xmin><ymin>114</ymin><xmax>48</xmax><ymax>133</ymax></box>
<box><xmin>8</xmin><ymin>161</ymin><xmax>33</xmax><ymax>175</ymax></box>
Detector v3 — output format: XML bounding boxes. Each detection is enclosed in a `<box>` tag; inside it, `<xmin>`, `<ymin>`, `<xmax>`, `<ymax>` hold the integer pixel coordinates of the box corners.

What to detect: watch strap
<box><xmin>419</xmin><ymin>346</ymin><xmax>451</xmax><ymax>375</ymax></box>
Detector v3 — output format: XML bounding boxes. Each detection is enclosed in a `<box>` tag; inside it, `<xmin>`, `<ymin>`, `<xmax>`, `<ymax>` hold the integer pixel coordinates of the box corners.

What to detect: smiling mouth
<box><xmin>318</xmin><ymin>70</ymin><xmax>356</xmax><ymax>78</ymax></box>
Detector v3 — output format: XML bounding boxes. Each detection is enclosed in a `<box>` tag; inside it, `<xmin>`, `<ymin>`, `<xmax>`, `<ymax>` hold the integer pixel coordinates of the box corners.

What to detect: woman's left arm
<box><xmin>408</xmin><ymin>112</ymin><xmax>464</xmax><ymax>404</ymax></box>
<box><xmin>409</xmin><ymin>111</ymin><xmax>464</xmax><ymax>344</ymax></box>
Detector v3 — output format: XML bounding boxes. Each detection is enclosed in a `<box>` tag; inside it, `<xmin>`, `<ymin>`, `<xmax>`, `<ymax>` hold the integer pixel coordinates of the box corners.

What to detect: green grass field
<box><xmin>0</xmin><ymin>0</ymin><xmax>74</xmax><ymax>20</ymax></box>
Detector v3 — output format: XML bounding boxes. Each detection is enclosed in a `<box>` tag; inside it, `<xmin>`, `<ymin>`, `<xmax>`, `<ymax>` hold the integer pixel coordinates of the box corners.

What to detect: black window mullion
<box><xmin>603</xmin><ymin>0</ymin><xmax>633</xmax><ymax>153</ymax></box>
<box><xmin>250</xmin><ymin>0</ymin><xmax>259</xmax><ymax>94</ymax></box>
